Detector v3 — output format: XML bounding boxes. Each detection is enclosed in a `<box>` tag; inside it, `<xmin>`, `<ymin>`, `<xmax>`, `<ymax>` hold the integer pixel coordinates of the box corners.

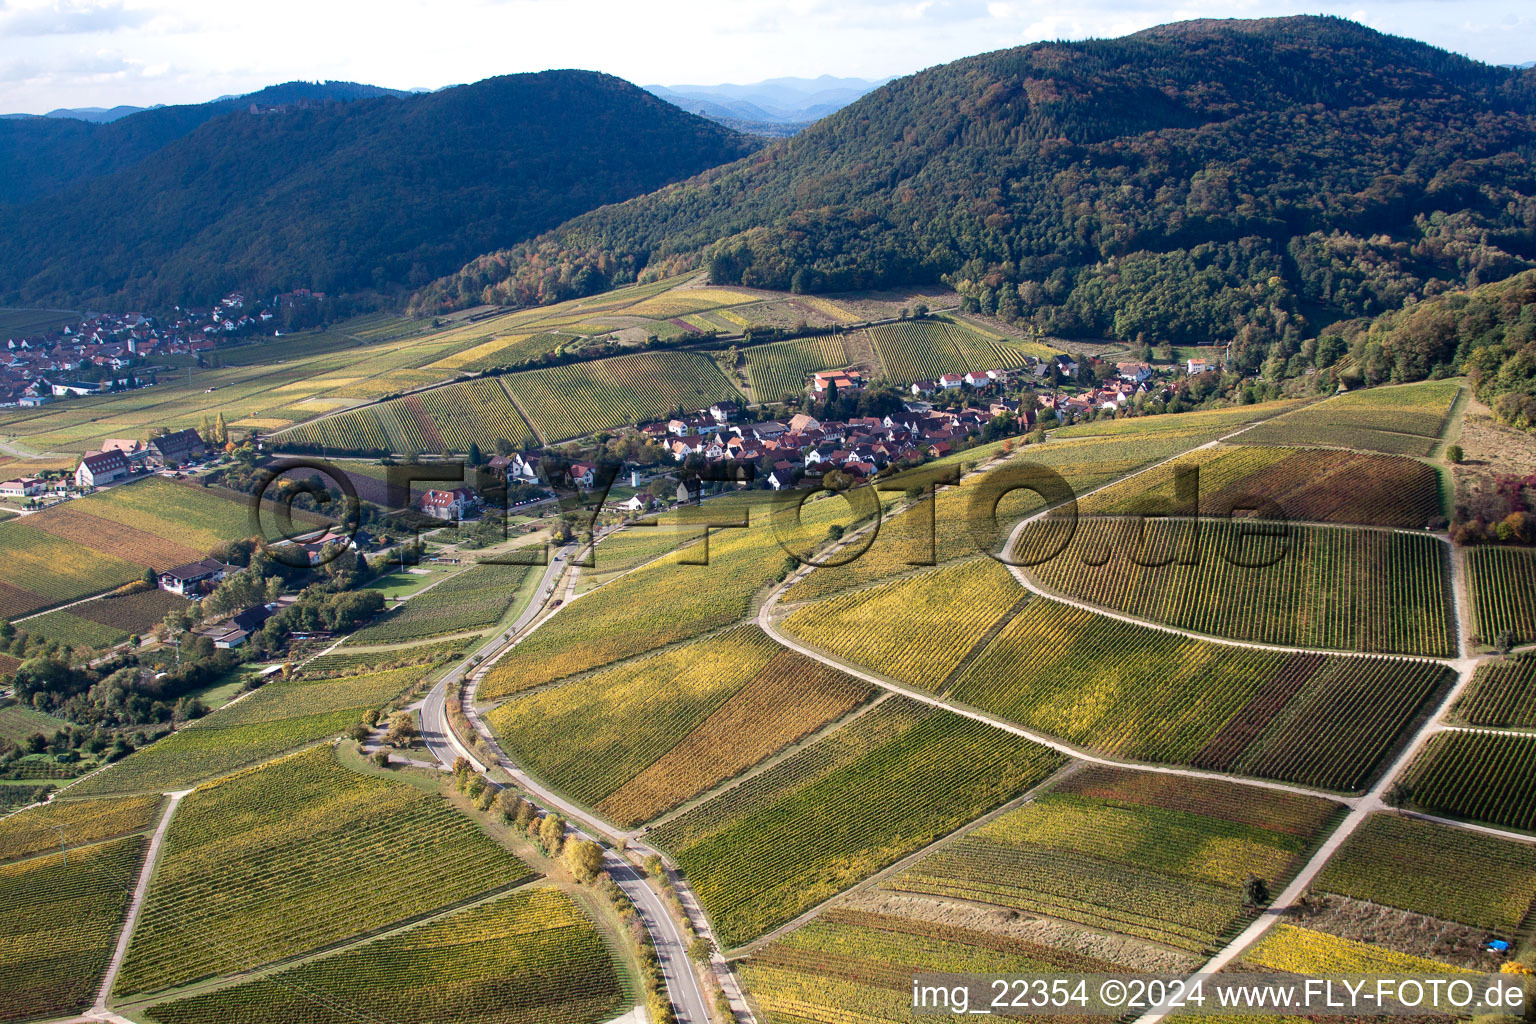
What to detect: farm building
<box><xmin>158</xmin><ymin>558</ymin><xmax>235</xmax><ymax>596</ymax></box>
<box><xmin>0</xmin><ymin>477</ymin><xmax>44</xmax><ymax>497</ymax></box>
<box><xmin>74</xmin><ymin>449</ymin><xmax>131</xmax><ymax>488</ymax></box>
<box><xmin>146</xmin><ymin>428</ymin><xmax>207</xmax><ymax>468</ymax></box>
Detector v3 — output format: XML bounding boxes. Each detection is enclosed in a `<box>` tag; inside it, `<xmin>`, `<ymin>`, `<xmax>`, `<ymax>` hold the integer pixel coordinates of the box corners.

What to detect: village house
<box><xmin>811</xmin><ymin>369</ymin><xmax>863</xmax><ymax>394</ymax></box>
<box><xmin>158</xmin><ymin>558</ymin><xmax>235</xmax><ymax>596</ymax></box>
<box><xmin>74</xmin><ymin>449</ymin><xmax>131</xmax><ymax>488</ymax></box>
<box><xmin>1187</xmin><ymin>358</ymin><xmax>1212</xmax><ymax>375</ymax></box>
<box><xmin>0</xmin><ymin>477</ymin><xmax>45</xmax><ymax>498</ymax></box>
<box><xmin>145</xmin><ymin>428</ymin><xmax>206</xmax><ymax>468</ymax></box>
<box><xmin>418</xmin><ymin>487</ymin><xmax>479</xmax><ymax>521</ymax></box>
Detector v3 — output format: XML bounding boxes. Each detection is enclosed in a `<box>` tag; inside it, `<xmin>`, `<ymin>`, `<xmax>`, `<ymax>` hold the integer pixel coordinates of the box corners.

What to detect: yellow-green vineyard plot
<box><xmin>867</xmin><ymin>318</ymin><xmax>1043</xmax><ymax>386</ymax></box>
<box><xmin>144</xmin><ymin>887</ymin><xmax>624</xmax><ymax>1024</ymax></box>
<box><xmin>597</xmin><ymin>652</ymin><xmax>873</xmax><ymax>827</ymax></box>
<box><xmin>71</xmin><ymin>664</ymin><xmax>432</xmax><ymax>796</ymax></box>
<box><xmin>781</xmin><ymin>557</ymin><xmax>1024</xmax><ymax>691</ymax></box>
<box><xmin>1243</xmin><ymin>923</ymin><xmax>1466</xmax><ymax>975</ymax></box>
<box><xmin>739</xmin><ymin>908</ymin><xmax>1138</xmax><ymax>1024</ymax></box>
<box><xmin>882</xmin><ymin>767</ymin><xmax>1340</xmax><ymax>954</ymax></box>
<box><xmin>741</xmin><ymin>334</ymin><xmax>851</xmax><ymax>401</ymax></box>
<box><xmin>0</xmin><ymin>793</ymin><xmax>162</xmax><ymax>862</ymax></box>
<box><xmin>649</xmin><ymin>697</ymin><xmax>1064</xmax><ymax>948</ymax></box>
<box><xmin>1467</xmin><ymin>546</ymin><xmax>1536</xmax><ymax>647</ymax></box>
<box><xmin>1239</xmin><ymin>378</ymin><xmax>1462</xmax><ymax>456</ymax></box>
<box><xmin>784</xmin><ymin>405</ymin><xmax>1305</xmax><ymax>604</ymax></box>
<box><xmin>0</xmin><ymin>520</ymin><xmax>141</xmax><ymax>615</ymax></box>
<box><xmin>1079</xmin><ymin>444</ymin><xmax>1444</xmax><ymax>529</ymax></box>
<box><xmin>347</xmin><ymin>561</ymin><xmax>535</xmax><ymax>644</ymax></box>
<box><xmin>1313</xmin><ymin>813</ymin><xmax>1536</xmax><ymax>933</ymax></box>
<box><xmin>0</xmin><ymin>834</ymin><xmax>145</xmax><ymax>1024</ymax></box>
<box><xmin>623</xmin><ymin>287</ymin><xmax>766</xmax><ymax>318</ymax></box>
<box><xmin>1018</xmin><ymin>518</ymin><xmax>1454</xmax><ymax>656</ymax></box>
<box><xmin>481</xmin><ymin>495</ymin><xmax>849</xmax><ymax>697</ymax></box>
<box><xmin>414</xmin><ymin>377</ymin><xmax>534</xmax><ymax>450</ymax></box>
<box><xmin>946</xmin><ymin>599</ymin><xmax>1450</xmax><ymax>791</ymax></box>
<box><xmin>576</xmin><ymin>525</ymin><xmax>703</xmax><ymax>593</ymax></box>
<box><xmin>487</xmin><ymin>624</ymin><xmax>783</xmax><ymax>807</ymax></box>
<box><xmin>115</xmin><ymin>746</ymin><xmax>533</xmax><ymax>995</ymax></box>
<box><xmin>502</xmin><ymin>350</ymin><xmax>742</xmax><ymax>441</ymax></box>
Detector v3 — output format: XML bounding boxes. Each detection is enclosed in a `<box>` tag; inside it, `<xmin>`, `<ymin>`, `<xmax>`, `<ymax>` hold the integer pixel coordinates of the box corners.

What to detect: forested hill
<box><xmin>0</xmin><ymin>72</ymin><xmax>757</xmax><ymax>309</ymax></box>
<box><xmin>414</xmin><ymin>16</ymin><xmax>1536</xmax><ymax>375</ymax></box>
<box><xmin>0</xmin><ymin>81</ymin><xmax>411</xmax><ymax>205</ymax></box>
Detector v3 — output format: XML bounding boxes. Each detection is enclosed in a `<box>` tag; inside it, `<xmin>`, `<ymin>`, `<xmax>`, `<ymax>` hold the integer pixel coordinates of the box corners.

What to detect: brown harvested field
<box><xmin>0</xmin><ymin>581</ymin><xmax>47</xmax><ymax>620</ymax></box>
<box><xmin>595</xmin><ymin>651</ymin><xmax>874</xmax><ymax>827</ymax></box>
<box><xmin>72</xmin><ymin>588</ymin><xmax>190</xmax><ymax>631</ymax></box>
<box><xmin>1291</xmin><ymin>894</ymin><xmax>1506</xmax><ymax>971</ymax></box>
<box><xmin>24</xmin><ymin>506</ymin><xmax>202</xmax><ymax>569</ymax></box>
<box><xmin>1453</xmin><ymin>402</ymin><xmax>1536</xmax><ymax>524</ymax></box>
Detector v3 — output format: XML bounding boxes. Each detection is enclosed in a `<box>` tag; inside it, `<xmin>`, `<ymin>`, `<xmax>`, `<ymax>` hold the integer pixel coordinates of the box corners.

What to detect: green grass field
<box><xmin>346</xmin><ymin>561</ymin><xmax>534</xmax><ymax>644</ymax></box>
<box><xmin>115</xmin><ymin>746</ymin><xmax>533</xmax><ymax>995</ymax></box>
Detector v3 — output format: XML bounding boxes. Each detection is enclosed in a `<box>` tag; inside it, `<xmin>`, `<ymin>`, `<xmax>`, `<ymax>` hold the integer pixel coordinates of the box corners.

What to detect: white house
<box><xmin>418</xmin><ymin>487</ymin><xmax>478</xmax><ymax>521</ymax></box>
<box><xmin>938</xmin><ymin>374</ymin><xmax>964</xmax><ymax>390</ymax></box>
<box><xmin>75</xmin><ymin>449</ymin><xmax>131</xmax><ymax>488</ymax></box>
<box><xmin>0</xmin><ymin>477</ymin><xmax>44</xmax><ymax>498</ymax></box>
<box><xmin>1187</xmin><ymin>358</ymin><xmax>1212</xmax><ymax>375</ymax></box>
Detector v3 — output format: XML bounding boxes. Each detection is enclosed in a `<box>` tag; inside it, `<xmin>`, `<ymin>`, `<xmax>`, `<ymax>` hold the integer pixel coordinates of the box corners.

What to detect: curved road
<box><xmin>418</xmin><ymin>542</ymin><xmax>715</xmax><ymax>1024</ymax></box>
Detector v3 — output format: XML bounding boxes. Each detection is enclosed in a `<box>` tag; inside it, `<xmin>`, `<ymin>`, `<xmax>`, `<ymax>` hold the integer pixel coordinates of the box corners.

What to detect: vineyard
<box><xmin>596</xmin><ymin>652</ymin><xmax>874</xmax><ymax>827</ymax></box>
<box><xmin>0</xmin><ymin>793</ymin><xmax>162</xmax><ymax>862</ymax></box>
<box><xmin>648</xmin><ymin>697</ymin><xmax>1063</xmax><ymax>947</ymax></box>
<box><xmin>276</xmin><ymin>376</ymin><xmax>533</xmax><ymax>454</ymax></box>
<box><xmin>347</xmin><ymin>561</ymin><xmax>533</xmax><ymax>644</ymax></box>
<box><xmin>781</xmin><ymin>557</ymin><xmax>1024</xmax><ymax>691</ymax></box>
<box><xmin>740</xmin><ymin>909</ymin><xmax>1137</xmax><ymax>1024</ymax></box>
<box><xmin>1245</xmin><ymin>924</ymin><xmax>1464</xmax><ymax>974</ymax></box>
<box><xmin>25</xmin><ymin>506</ymin><xmax>203</xmax><ymax>569</ymax></box>
<box><xmin>479</xmin><ymin>498</ymin><xmax>852</xmax><ymax>698</ymax></box>
<box><xmin>883</xmin><ymin>769</ymin><xmax>1335</xmax><ymax>954</ymax></box>
<box><xmin>144</xmin><ymin>887</ymin><xmax>623</xmax><ymax>1024</ymax></box>
<box><xmin>77</xmin><ymin>478</ymin><xmax>290</xmax><ymax>551</ymax></box>
<box><xmin>115</xmin><ymin>746</ymin><xmax>532</xmax><ymax>995</ymax></box>
<box><xmin>624</xmin><ymin>287</ymin><xmax>766</xmax><ymax>318</ymax></box>
<box><xmin>1081</xmin><ymin>445</ymin><xmax>1444</xmax><ymax>529</ymax></box>
<box><xmin>0</xmin><ymin>521</ymin><xmax>142</xmax><ymax>615</ymax></box>
<box><xmin>70</xmin><ymin>660</ymin><xmax>436</xmax><ymax>795</ymax></box>
<box><xmin>867</xmin><ymin>319</ymin><xmax>1036</xmax><ymax>385</ymax></box>
<box><xmin>576</xmin><ymin>526</ymin><xmax>700</xmax><ymax>592</ymax></box>
<box><xmin>1018</xmin><ymin>519</ymin><xmax>1455</xmax><ymax>656</ymax></box>
<box><xmin>1313</xmin><ymin>813</ymin><xmax>1536</xmax><ymax>932</ymax></box>
<box><xmin>488</xmin><ymin>625</ymin><xmax>784</xmax><ymax>806</ymax></box>
<box><xmin>1239</xmin><ymin>378</ymin><xmax>1461</xmax><ymax>456</ymax></box>
<box><xmin>1454</xmin><ymin>653</ymin><xmax>1536</xmax><ymax>727</ymax></box>
<box><xmin>944</xmin><ymin>597</ymin><xmax>1448</xmax><ymax>790</ymax></box>
<box><xmin>0</xmin><ymin>835</ymin><xmax>145</xmax><ymax>1024</ymax></box>
<box><xmin>22</xmin><ymin>588</ymin><xmax>190</xmax><ymax>649</ymax></box>
<box><xmin>1467</xmin><ymin>546</ymin><xmax>1536</xmax><ymax>646</ymax></box>
<box><xmin>501</xmin><ymin>350</ymin><xmax>742</xmax><ymax>442</ymax></box>
<box><xmin>741</xmin><ymin>334</ymin><xmax>851</xmax><ymax>401</ymax></box>
<box><xmin>1403</xmin><ymin>730</ymin><xmax>1536</xmax><ymax>832</ymax></box>
<box><xmin>301</xmin><ymin>635</ymin><xmax>473</xmax><ymax>677</ymax></box>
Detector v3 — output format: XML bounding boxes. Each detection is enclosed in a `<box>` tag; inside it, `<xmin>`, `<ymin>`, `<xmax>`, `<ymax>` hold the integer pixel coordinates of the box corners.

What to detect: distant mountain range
<box><xmin>0</xmin><ymin>73</ymin><xmax>756</xmax><ymax>308</ymax></box>
<box><xmin>645</xmin><ymin>75</ymin><xmax>889</xmax><ymax>128</ymax></box>
<box><xmin>0</xmin><ymin>104</ymin><xmax>154</xmax><ymax>123</ymax></box>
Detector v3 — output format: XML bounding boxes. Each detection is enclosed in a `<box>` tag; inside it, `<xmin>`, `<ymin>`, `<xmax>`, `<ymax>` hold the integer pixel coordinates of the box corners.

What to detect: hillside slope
<box><xmin>0</xmin><ymin>72</ymin><xmax>756</xmax><ymax>308</ymax></box>
<box><xmin>417</xmin><ymin>17</ymin><xmax>1536</xmax><ymax>373</ymax></box>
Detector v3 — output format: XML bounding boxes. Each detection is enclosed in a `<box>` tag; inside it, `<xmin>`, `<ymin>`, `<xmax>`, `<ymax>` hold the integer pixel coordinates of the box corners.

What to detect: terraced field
<box><xmin>144</xmin><ymin>888</ymin><xmax>623</xmax><ymax>1024</ymax></box>
<box><xmin>1238</xmin><ymin>378</ymin><xmax>1461</xmax><ymax>456</ymax></box>
<box><xmin>115</xmin><ymin>746</ymin><xmax>532</xmax><ymax>995</ymax></box>
<box><xmin>882</xmin><ymin>767</ymin><xmax>1338</xmax><ymax>953</ymax></box>
<box><xmin>649</xmin><ymin>697</ymin><xmax>1064</xmax><ymax>947</ymax></box>
<box><xmin>501</xmin><ymin>350</ymin><xmax>742</xmax><ymax>442</ymax></box>
<box><xmin>1313</xmin><ymin>813</ymin><xmax>1536</xmax><ymax>932</ymax></box>
<box><xmin>1018</xmin><ymin>518</ymin><xmax>1454</xmax><ymax>656</ymax></box>
<box><xmin>0</xmin><ymin>835</ymin><xmax>145</xmax><ymax>1023</ymax></box>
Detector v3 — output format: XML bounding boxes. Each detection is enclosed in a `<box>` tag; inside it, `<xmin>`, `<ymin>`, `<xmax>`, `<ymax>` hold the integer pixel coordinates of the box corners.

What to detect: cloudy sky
<box><xmin>0</xmin><ymin>0</ymin><xmax>1531</xmax><ymax>113</ymax></box>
